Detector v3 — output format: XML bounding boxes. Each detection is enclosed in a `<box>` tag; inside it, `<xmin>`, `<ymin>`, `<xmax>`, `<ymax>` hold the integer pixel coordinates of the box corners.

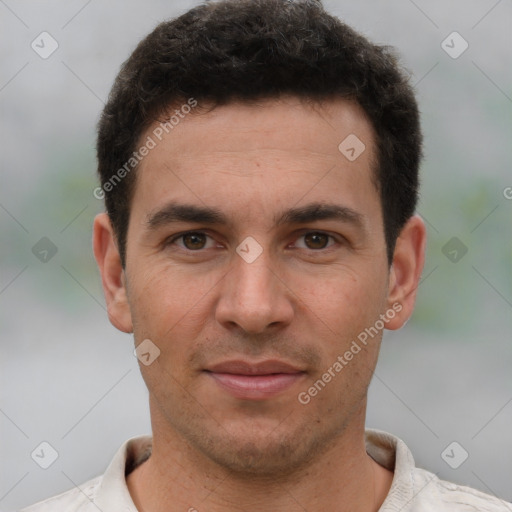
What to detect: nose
<box><xmin>215</xmin><ymin>249</ymin><xmax>294</xmax><ymax>334</ymax></box>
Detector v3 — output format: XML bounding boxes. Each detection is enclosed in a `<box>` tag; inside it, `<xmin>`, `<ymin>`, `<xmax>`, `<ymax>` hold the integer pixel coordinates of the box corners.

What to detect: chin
<box><xmin>209</xmin><ymin>441</ymin><xmax>303</xmax><ymax>476</ymax></box>
<box><xmin>193</xmin><ymin>424</ymin><xmax>329</xmax><ymax>479</ymax></box>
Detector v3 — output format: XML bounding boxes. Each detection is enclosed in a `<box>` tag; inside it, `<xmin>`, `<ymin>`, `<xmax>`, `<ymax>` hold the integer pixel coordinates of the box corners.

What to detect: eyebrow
<box><xmin>146</xmin><ymin>201</ymin><xmax>365</xmax><ymax>232</ymax></box>
<box><xmin>274</xmin><ymin>203</ymin><xmax>365</xmax><ymax>230</ymax></box>
<box><xmin>147</xmin><ymin>203</ymin><xmax>227</xmax><ymax>229</ymax></box>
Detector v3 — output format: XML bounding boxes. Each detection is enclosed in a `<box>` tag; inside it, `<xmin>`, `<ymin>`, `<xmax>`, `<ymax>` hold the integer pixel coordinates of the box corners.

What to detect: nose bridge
<box><xmin>232</xmin><ymin>244</ymin><xmax>277</xmax><ymax>308</ymax></box>
<box><xmin>215</xmin><ymin>245</ymin><xmax>293</xmax><ymax>333</ymax></box>
<box><xmin>234</xmin><ymin>250</ymin><xmax>275</xmax><ymax>300</ymax></box>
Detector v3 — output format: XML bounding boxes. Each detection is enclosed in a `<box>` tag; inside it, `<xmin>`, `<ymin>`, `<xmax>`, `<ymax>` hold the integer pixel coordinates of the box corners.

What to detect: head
<box><xmin>96</xmin><ymin>0</ymin><xmax>422</xmax><ymax>267</ymax></box>
<box><xmin>93</xmin><ymin>0</ymin><xmax>426</xmax><ymax>477</ymax></box>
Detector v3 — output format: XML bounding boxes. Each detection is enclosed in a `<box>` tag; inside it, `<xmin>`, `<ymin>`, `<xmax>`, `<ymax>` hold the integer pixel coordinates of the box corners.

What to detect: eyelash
<box><xmin>165</xmin><ymin>230</ymin><xmax>341</xmax><ymax>252</ymax></box>
<box><xmin>166</xmin><ymin>231</ymin><xmax>219</xmax><ymax>251</ymax></box>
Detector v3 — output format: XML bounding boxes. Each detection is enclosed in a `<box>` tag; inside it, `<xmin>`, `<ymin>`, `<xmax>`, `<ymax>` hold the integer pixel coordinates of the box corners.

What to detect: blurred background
<box><xmin>1</xmin><ymin>0</ymin><xmax>511</xmax><ymax>510</ymax></box>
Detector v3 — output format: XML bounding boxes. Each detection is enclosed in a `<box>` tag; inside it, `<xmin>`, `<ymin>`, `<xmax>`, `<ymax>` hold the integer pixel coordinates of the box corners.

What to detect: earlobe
<box><xmin>93</xmin><ymin>213</ymin><xmax>133</xmax><ymax>333</ymax></box>
<box><xmin>385</xmin><ymin>215</ymin><xmax>426</xmax><ymax>330</ymax></box>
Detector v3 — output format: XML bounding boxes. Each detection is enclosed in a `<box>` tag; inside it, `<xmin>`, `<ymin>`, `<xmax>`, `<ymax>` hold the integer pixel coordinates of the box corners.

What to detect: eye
<box><xmin>295</xmin><ymin>232</ymin><xmax>336</xmax><ymax>250</ymax></box>
<box><xmin>169</xmin><ymin>232</ymin><xmax>216</xmax><ymax>251</ymax></box>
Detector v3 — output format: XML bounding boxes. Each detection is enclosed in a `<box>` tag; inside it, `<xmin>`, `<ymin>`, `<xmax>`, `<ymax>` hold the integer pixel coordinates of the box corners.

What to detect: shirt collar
<box><xmin>365</xmin><ymin>429</ymin><xmax>416</xmax><ymax>510</ymax></box>
<box><xmin>93</xmin><ymin>429</ymin><xmax>413</xmax><ymax>511</ymax></box>
<box><xmin>95</xmin><ymin>435</ymin><xmax>152</xmax><ymax>511</ymax></box>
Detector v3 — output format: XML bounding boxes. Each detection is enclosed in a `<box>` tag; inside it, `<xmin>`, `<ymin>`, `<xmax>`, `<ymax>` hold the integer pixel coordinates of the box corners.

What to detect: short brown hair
<box><xmin>96</xmin><ymin>0</ymin><xmax>422</xmax><ymax>266</ymax></box>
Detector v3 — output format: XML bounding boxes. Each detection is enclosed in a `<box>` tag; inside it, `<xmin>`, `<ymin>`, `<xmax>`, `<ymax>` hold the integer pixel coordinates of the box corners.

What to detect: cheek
<box><xmin>129</xmin><ymin>272</ymin><xmax>220</xmax><ymax>391</ymax></box>
<box><xmin>293</xmin><ymin>268</ymin><xmax>386</xmax><ymax>342</ymax></box>
<box><xmin>128</xmin><ymin>264</ymin><xmax>219</xmax><ymax>347</ymax></box>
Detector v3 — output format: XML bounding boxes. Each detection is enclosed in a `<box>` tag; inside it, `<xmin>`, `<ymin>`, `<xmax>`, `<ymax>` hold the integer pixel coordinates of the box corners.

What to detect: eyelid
<box><xmin>291</xmin><ymin>230</ymin><xmax>340</xmax><ymax>250</ymax></box>
<box><xmin>165</xmin><ymin>230</ymin><xmax>218</xmax><ymax>250</ymax></box>
<box><xmin>164</xmin><ymin>229</ymin><xmax>345</xmax><ymax>252</ymax></box>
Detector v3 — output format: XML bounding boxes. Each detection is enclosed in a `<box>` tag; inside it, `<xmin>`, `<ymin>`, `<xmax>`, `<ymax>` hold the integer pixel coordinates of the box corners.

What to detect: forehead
<box><xmin>132</xmin><ymin>97</ymin><xmax>380</xmax><ymax>228</ymax></box>
<box><xmin>146</xmin><ymin>97</ymin><xmax>375</xmax><ymax>162</ymax></box>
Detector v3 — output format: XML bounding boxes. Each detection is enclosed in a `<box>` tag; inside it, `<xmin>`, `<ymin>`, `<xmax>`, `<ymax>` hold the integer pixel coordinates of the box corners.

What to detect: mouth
<box><xmin>204</xmin><ymin>359</ymin><xmax>306</xmax><ymax>400</ymax></box>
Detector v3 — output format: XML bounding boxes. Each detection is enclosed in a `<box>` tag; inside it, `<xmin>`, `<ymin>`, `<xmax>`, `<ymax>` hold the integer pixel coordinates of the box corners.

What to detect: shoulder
<box><xmin>407</xmin><ymin>467</ymin><xmax>512</xmax><ymax>511</ymax></box>
<box><xmin>19</xmin><ymin>435</ymin><xmax>151</xmax><ymax>512</ymax></box>
<box><xmin>365</xmin><ymin>429</ymin><xmax>511</xmax><ymax>512</ymax></box>
<box><xmin>19</xmin><ymin>476</ymin><xmax>102</xmax><ymax>512</ymax></box>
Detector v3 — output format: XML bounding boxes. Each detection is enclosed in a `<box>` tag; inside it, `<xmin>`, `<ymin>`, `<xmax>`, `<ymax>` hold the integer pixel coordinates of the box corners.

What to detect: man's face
<box><xmin>119</xmin><ymin>98</ymin><xmax>397</xmax><ymax>475</ymax></box>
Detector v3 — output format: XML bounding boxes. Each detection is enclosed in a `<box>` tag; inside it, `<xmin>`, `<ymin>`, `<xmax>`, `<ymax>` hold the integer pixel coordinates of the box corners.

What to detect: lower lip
<box><xmin>206</xmin><ymin>372</ymin><xmax>305</xmax><ymax>400</ymax></box>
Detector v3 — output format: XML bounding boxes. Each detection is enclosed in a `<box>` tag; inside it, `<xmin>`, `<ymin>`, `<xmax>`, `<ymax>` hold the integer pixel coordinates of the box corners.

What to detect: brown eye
<box><xmin>304</xmin><ymin>232</ymin><xmax>329</xmax><ymax>249</ymax></box>
<box><xmin>182</xmin><ymin>232</ymin><xmax>207</xmax><ymax>250</ymax></box>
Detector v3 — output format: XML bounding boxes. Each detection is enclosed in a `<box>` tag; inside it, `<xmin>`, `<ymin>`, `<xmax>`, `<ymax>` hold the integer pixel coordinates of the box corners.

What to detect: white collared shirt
<box><xmin>21</xmin><ymin>429</ymin><xmax>511</xmax><ymax>511</ymax></box>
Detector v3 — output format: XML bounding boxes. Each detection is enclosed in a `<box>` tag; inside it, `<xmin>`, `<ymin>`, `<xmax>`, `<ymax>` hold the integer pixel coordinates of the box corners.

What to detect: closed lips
<box><xmin>204</xmin><ymin>359</ymin><xmax>306</xmax><ymax>400</ymax></box>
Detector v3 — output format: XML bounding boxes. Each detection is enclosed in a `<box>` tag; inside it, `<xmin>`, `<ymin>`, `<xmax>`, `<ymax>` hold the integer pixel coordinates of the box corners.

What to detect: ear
<box><xmin>93</xmin><ymin>213</ymin><xmax>133</xmax><ymax>333</ymax></box>
<box><xmin>385</xmin><ymin>215</ymin><xmax>426</xmax><ymax>330</ymax></box>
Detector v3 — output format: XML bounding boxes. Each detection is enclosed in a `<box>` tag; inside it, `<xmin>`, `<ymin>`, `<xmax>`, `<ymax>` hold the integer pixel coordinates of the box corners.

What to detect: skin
<box><xmin>93</xmin><ymin>97</ymin><xmax>426</xmax><ymax>511</ymax></box>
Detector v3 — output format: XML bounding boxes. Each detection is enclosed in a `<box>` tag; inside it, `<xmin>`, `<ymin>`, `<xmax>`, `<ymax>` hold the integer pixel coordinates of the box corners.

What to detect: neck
<box><xmin>127</xmin><ymin>405</ymin><xmax>393</xmax><ymax>512</ymax></box>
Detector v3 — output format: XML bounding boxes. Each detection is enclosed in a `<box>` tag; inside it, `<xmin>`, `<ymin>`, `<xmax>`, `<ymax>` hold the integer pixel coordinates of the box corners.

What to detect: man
<box><xmin>23</xmin><ymin>0</ymin><xmax>511</xmax><ymax>510</ymax></box>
